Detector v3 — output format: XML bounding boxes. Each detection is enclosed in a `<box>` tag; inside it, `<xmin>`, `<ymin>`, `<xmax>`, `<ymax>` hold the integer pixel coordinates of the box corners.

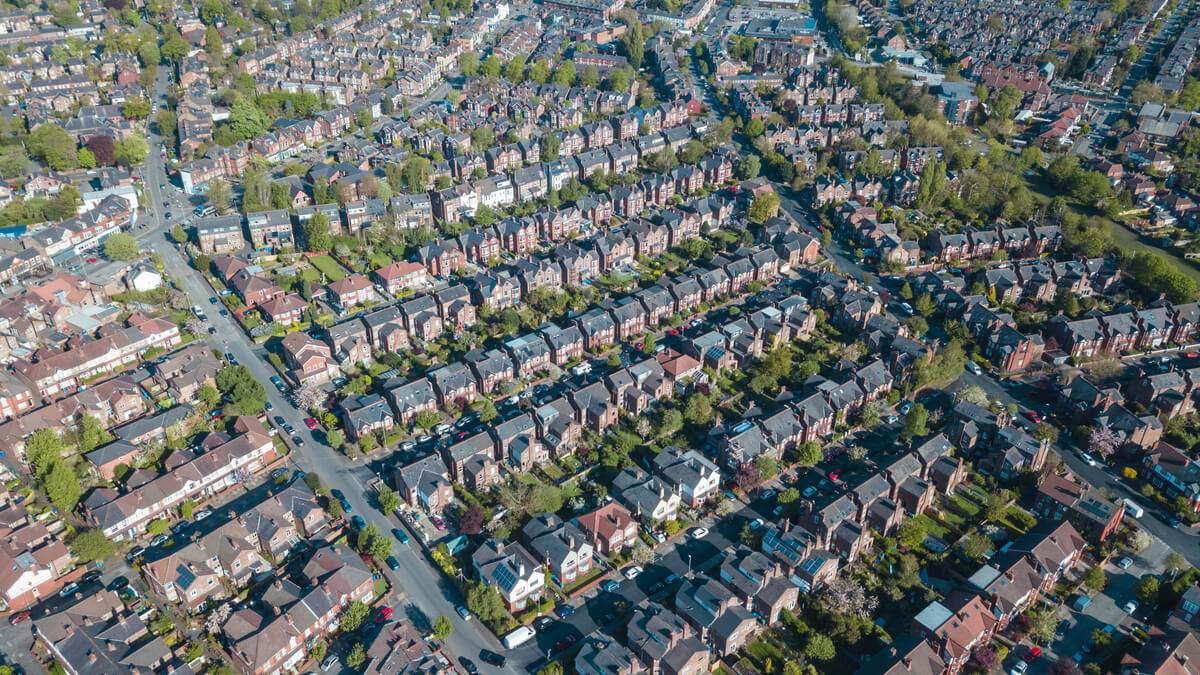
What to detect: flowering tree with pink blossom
<box><xmin>1088</xmin><ymin>423</ymin><xmax>1121</xmax><ymax>458</ymax></box>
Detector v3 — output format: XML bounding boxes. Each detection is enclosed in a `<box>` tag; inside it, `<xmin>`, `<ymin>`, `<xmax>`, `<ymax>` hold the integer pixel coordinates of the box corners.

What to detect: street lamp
<box><xmin>687</xmin><ymin>554</ymin><xmax>692</xmax><ymax>575</ymax></box>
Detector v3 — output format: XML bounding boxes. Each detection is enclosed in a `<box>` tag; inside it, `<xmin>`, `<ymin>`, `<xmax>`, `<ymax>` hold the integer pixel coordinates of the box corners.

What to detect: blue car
<box><xmin>386</xmin><ymin>556</ymin><xmax>401</xmax><ymax>571</ymax></box>
<box><xmin>392</xmin><ymin>528</ymin><xmax>410</xmax><ymax>544</ymax></box>
<box><xmin>555</xmin><ymin>604</ymin><xmax>575</xmax><ymax>619</ymax></box>
<box><xmin>603</xmin><ymin>580</ymin><xmax>620</xmax><ymax>592</ymax></box>
<box><xmin>340</xmin><ymin>499</ymin><xmax>352</xmax><ymax>513</ymax></box>
<box><xmin>351</xmin><ymin>515</ymin><xmax>366</xmax><ymax>530</ymax></box>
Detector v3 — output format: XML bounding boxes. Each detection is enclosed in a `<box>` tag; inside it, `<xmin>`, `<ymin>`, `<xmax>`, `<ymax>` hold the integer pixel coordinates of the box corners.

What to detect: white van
<box><xmin>1122</xmin><ymin>498</ymin><xmax>1145</xmax><ymax>519</ymax></box>
<box><xmin>502</xmin><ymin>625</ymin><xmax>535</xmax><ymax>649</ymax></box>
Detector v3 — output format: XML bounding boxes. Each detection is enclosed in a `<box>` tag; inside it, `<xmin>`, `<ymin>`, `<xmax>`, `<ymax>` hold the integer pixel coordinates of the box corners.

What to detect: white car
<box><xmin>623</xmin><ymin>565</ymin><xmax>643</xmax><ymax>580</ymax></box>
<box><xmin>1123</xmin><ymin>600</ymin><xmax>1138</xmax><ymax>614</ymax></box>
<box><xmin>193</xmin><ymin>510</ymin><xmax>211</xmax><ymax>521</ymax></box>
<box><xmin>1010</xmin><ymin>662</ymin><xmax>1028</xmax><ymax>675</ymax></box>
<box><xmin>321</xmin><ymin>655</ymin><xmax>339</xmax><ymax>671</ymax></box>
<box><xmin>1117</xmin><ymin>557</ymin><xmax>1133</xmax><ymax>569</ymax></box>
<box><xmin>966</xmin><ymin>361</ymin><xmax>983</xmax><ymax>375</ymax></box>
<box><xmin>1079</xmin><ymin>452</ymin><xmax>1097</xmax><ymax>467</ymax></box>
<box><xmin>691</xmin><ymin>527</ymin><xmax>709</xmax><ymax>539</ymax></box>
<box><xmin>749</xmin><ymin>518</ymin><xmax>764</xmax><ymax>530</ymax></box>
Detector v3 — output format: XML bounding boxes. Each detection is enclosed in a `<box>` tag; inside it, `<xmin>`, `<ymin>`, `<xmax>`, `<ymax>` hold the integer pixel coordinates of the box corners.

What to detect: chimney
<box><xmin>518</xmin><ymin>562</ymin><xmax>526</xmax><ymax>576</ymax></box>
<box><xmin>88</xmin><ymin>652</ymin><xmax>97</xmax><ymax>664</ymax></box>
<box><xmin>273</xmin><ymin>606</ymin><xmax>282</xmax><ymax>616</ymax></box>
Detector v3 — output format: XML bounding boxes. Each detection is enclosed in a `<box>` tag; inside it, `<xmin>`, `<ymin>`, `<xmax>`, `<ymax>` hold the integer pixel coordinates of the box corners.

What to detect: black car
<box><xmin>81</xmin><ymin>570</ymin><xmax>101</xmax><ymax>584</ymax></box>
<box><xmin>107</xmin><ymin>576</ymin><xmax>130</xmax><ymax>592</ymax></box>
<box><xmin>458</xmin><ymin>657</ymin><xmax>479</xmax><ymax>675</ymax></box>
<box><xmin>274</xmin><ymin>415</ymin><xmax>286</xmax><ymax>425</ymax></box>
<box><xmin>480</xmin><ymin>650</ymin><xmax>506</xmax><ymax>667</ymax></box>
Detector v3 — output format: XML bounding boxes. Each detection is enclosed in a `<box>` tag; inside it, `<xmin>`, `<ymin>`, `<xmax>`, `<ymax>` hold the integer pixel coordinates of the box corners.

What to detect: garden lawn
<box><xmin>913</xmin><ymin>513</ymin><xmax>951</xmax><ymax>541</ymax></box>
<box><xmin>308</xmin><ymin>254</ymin><xmax>346</xmax><ymax>282</ymax></box>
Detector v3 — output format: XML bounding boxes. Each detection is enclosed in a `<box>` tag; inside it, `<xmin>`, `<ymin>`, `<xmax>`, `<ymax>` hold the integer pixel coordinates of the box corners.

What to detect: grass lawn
<box><xmin>745</xmin><ymin>639</ymin><xmax>785</xmax><ymax>668</ymax></box>
<box><xmin>308</xmin><ymin>254</ymin><xmax>346</xmax><ymax>282</ymax></box>
<box><xmin>539</xmin><ymin>462</ymin><xmax>564</xmax><ymax>480</ymax></box>
<box><xmin>373</xmin><ymin>578</ymin><xmax>388</xmax><ymax>599</ymax></box>
<box><xmin>914</xmin><ymin>513</ymin><xmax>951</xmax><ymax>540</ymax></box>
<box><xmin>560</xmin><ymin>567</ymin><xmax>605</xmax><ymax>596</ymax></box>
<box><xmin>946</xmin><ymin>494</ymin><xmax>981</xmax><ymax>518</ymax></box>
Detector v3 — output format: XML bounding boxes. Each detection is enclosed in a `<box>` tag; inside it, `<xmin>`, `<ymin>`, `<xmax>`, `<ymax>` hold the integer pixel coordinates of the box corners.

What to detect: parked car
<box><xmin>1117</xmin><ymin>557</ymin><xmax>1133</xmax><ymax>569</ymax></box>
<box><xmin>1079</xmin><ymin>451</ymin><xmax>1097</xmax><ymax>466</ymax></box>
<box><xmin>458</xmin><ymin>657</ymin><xmax>479</xmax><ymax>675</ymax></box>
<box><xmin>126</xmin><ymin>546</ymin><xmax>146</xmax><ymax>561</ymax></box>
<box><xmin>392</xmin><ymin>528</ymin><xmax>410</xmax><ymax>544</ymax></box>
<box><xmin>556</xmin><ymin>604</ymin><xmax>575</xmax><ymax>618</ymax></box>
<box><xmin>82</xmin><ymin>570</ymin><xmax>101</xmax><ymax>584</ymax></box>
<box><xmin>802</xmin><ymin>486</ymin><xmax>818</xmax><ymax>498</ymax></box>
<box><xmin>431</xmin><ymin>516</ymin><xmax>446</xmax><ymax>530</ymax></box>
<box><xmin>304</xmin><ymin>417</ymin><xmax>318</xmax><ymax>429</ymax></box>
<box><xmin>1123</xmin><ymin>600</ymin><xmax>1139</xmax><ymax>614</ymax></box>
<box><xmin>194</xmin><ymin>510</ymin><xmax>211</xmax><ymax>521</ymax></box>
<box><xmin>321</xmin><ymin>655</ymin><xmax>339</xmax><ymax>671</ymax></box>
<box><xmin>374</xmin><ymin>607</ymin><xmax>393</xmax><ymax>624</ymax></box>
<box><xmin>9</xmin><ymin>611</ymin><xmax>30</xmax><ymax>625</ymax></box>
<box><xmin>480</xmin><ymin>650</ymin><xmax>506</xmax><ymax>667</ymax></box>
<box><xmin>350</xmin><ymin>516</ymin><xmax>366</xmax><ymax>530</ymax></box>
<box><xmin>386</xmin><ymin>556</ymin><xmax>400</xmax><ymax>571</ymax></box>
<box><xmin>150</xmin><ymin>535</ymin><xmax>168</xmax><ymax>547</ymax></box>
<box><xmin>603</xmin><ymin>580</ymin><xmax>620</xmax><ymax>592</ymax></box>
<box><xmin>456</xmin><ymin>605</ymin><xmax>472</xmax><ymax>620</ymax></box>
<box><xmin>691</xmin><ymin>527</ymin><xmax>709</xmax><ymax>539</ymax></box>
<box><xmin>59</xmin><ymin>582</ymin><xmax>80</xmax><ymax>598</ymax></box>
<box><xmin>623</xmin><ymin>565</ymin><xmax>643</xmax><ymax>579</ymax></box>
<box><xmin>107</xmin><ymin>576</ymin><xmax>129</xmax><ymax>592</ymax></box>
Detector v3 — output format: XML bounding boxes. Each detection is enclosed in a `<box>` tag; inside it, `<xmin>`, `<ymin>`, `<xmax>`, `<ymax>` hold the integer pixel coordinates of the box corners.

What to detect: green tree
<box><xmin>804</xmin><ymin>634</ymin><xmax>836</xmax><ymax>662</ymax></box>
<box><xmin>302</xmin><ymin>212</ymin><xmax>333</xmax><ymax>251</ymax></box>
<box><xmin>460</xmin><ymin>51</ymin><xmax>479</xmax><ymax>76</ymax></box>
<box><xmin>104</xmin><ymin>233</ymin><xmax>139</xmax><ymax>261</ymax></box>
<box><xmin>432</xmin><ymin>615</ymin><xmax>453</xmax><ymax>639</ymax></box>
<box><xmin>378</xmin><ymin>485</ymin><xmax>402</xmax><ymax>515</ymax></box>
<box><xmin>580</xmin><ymin>65</ymin><xmax>600</xmax><ymax>88</ymax></box>
<box><xmin>479</xmin><ymin>399</ymin><xmax>498</xmax><ymax>423</ymax></box>
<box><xmin>900</xmin><ymin>403</ymin><xmax>929</xmax><ymax>440</ymax></box>
<box><xmin>326</xmin><ymin>429</ymin><xmax>344</xmax><ymax>451</ymax></box>
<box><xmin>156</xmin><ymin>110</ymin><xmax>177</xmax><ymax>139</ymax></box>
<box><xmin>346</xmin><ymin>642</ymin><xmax>366</xmax><ymax>669</ymax></box>
<box><xmin>481</xmin><ymin>55</ymin><xmax>501</xmax><ymax>78</ymax></box>
<box><xmin>744</xmin><ymin>118</ymin><xmax>765</xmax><ymax>138</ymax></box>
<box><xmin>748</xmin><ymin>190</ymin><xmax>780</xmax><ymax>224</ymax></box>
<box><xmin>161</xmin><ymin>36</ymin><xmax>189</xmax><ymax>61</ymax></box>
<box><xmin>70</xmin><ymin>529</ymin><xmax>116</xmax><ymax>563</ymax></box>
<box><xmin>77</xmin><ymin>147</ymin><xmax>96</xmax><ymax>168</ymax></box>
<box><xmin>642</xmin><ymin>332</ymin><xmax>656</xmax><ymax>356</ymax></box>
<box><xmin>795</xmin><ymin>441</ymin><xmax>823</xmax><ymax>467</ymax></box>
<box><xmin>138</xmin><ymin>40</ymin><xmax>160</xmax><ymax>68</ymax></box>
<box><xmin>230</xmin><ymin>97</ymin><xmax>269</xmax><ymax>140</ymax></box>
<box><xmin>27</xmin><ymin>124</ymin><xmax>78</xmax><ymax>171</ymax></box>
<box><xmin>339</xmin><ymin>601</ymin><xmax>370</xmax><ymax>632</ymax></box>
<box><xmin>122</xmin><ymin>97</ymin><xmax>151</xmax><ymax>120</ymax></box>
<box><xmin>897</xmin><ymin>518</ymin><xmax>927</xmax><ymax>548</ymax></box>
<box><xmin>206</xmin><ymin>178</ymin><xmax>232</xmax><ymax>212</ymax></box>
<box><xmin>114</xmin><ymin>134</ymin><xmax>149</xmax><ymax>166</ymax></box>
<box><xmin>415</xmin><ymin>410</ymin><xmax>440</xmax><ymax>430</ymax></box>
<box><xmin>147</xmin><ymin>518</ymin><xmax>169</xmax><ymax>535</ymax></box>
<box><xmin>1135</xmin><ymin>576</ymin><xmax>1159</xmax><ymax>605</ymax></box>
<box><xmin>735</xmin><ymin>155</ymin><xmax>760</xmax><ymax>180</ymax></box>
<box><xmin>504</xmin><ymin>55</ymin><xmax>527</xmax><ymax>82</ymax></box>
<box><xmin>551</xmin><ymin>60</ymin><xmax>576</xmax><ymax>86</ymax></box>
<box><xmin>172</xmin><ymin>224</ymin><xmax>188</xmax><ymax>243</ymax></box>
<box><xmin>1082</xmin><ymin>566</ymin><xmax>1106</xmax><ymax>593</ymax></box>
<box><xmin>466</xmin><ymin>580</ymin><xmax>507</xmax><ymax>624</ymax></box>
<box><xmin>528</xmin><ymin>59</ymin><xmax>551</xmax><ymax>84</ymax></box>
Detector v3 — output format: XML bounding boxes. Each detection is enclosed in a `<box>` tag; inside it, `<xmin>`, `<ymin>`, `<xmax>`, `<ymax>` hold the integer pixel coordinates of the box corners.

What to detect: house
<box><xmin>859</xmin><ymin>635</ymin><xmax>947</xmax><ymax>675</ymax></box>
<box><xmin>246</xmin><ymin>210</ymin><xmax>293</xmax><ymax>251</ymax></box>
<box><xmin>280</xmin><ymin>332</ymin><xmax>339</xmax><ymax>385</ymax></box>
<box><xmin>1032</xmin><ymin>473</ymin><xmax>1125</xmax><ymax>543</ymax></box>
<box><xmin>1142</xmin><ymin>441</ymin><xmax>1200</xmax><ymax>513</ymax></box>
<box><xmin>327</xmin><ymin>274</ymin><xmax>375</xmax><ymax>311</ymax></box>
<box><xmin>373</xmin><ymin>261</ymin><xmax>429</xmax><ymax>296</ymax></box>
<box><xmin>577</xmin><ymin>502</ymin><xmax>638</xmax><ymax>555</ymax></box>
<box><xmin>523</xmin><ymin>513</ymin><xmax>594</xmax><ymax>585</ymax></box>
<box><xmin>613</xmin><ymin>468</ymin><xmax>681</xmax><ymax>526</ymax></box>
<box><xmin>259</xmin><ymin>293</ymin><xmax>306</xmax><ymax>327</ymax></box>
<box><xmin>427</xmin><ymin>362</ymin><xmax>478</xmax><ymax>409</ymax></box>
<box><xmin>912</xmin><ymin>591</ymin><xmax>997</xmax><ymax>675</ymax></box>
<box><xmin>576</xmin><ymin>640</ymin><xmax>645</xmax><ymax>675</ymax></box>
<box><xmin>472</xmin><ymin>539</ymin><xmax>544</xmax><ymax>612</ymax></box>
<box><xmin>1119</xmin><ymin>628</ymin><xmax>1200</xmax><ymax>675</ymax></box>
<box><xmin>393</xmin><ymin>454</ymin><xmax>453</xmax><ymax>514</ymax></box>
<box><xmin>195</xmin><ymin>215</ymin><xmax>245</xmax><ymax>254</ymax></box>
<box><xmin>341</xmin><ymin>394</ymin><xmax>394</xmax><ymax>442</ymax></box>
<box><xmin>627</xmin><ymin>606</ymin><xmax>711</xmax><ymax>675</ymax></box>
<box><xmin>652</xmin><ymin>446</ymin><xmax>721</xmax><ymax>507</ymax></box>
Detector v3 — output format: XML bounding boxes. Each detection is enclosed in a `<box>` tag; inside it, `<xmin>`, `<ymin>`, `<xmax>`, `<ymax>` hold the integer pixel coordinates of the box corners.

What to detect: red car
<box><xmin>86</xmin><ymin>257</ymin><xmax>98</xmax><ymax>263</ymax></box>
<box><xmin>1023</xmin><ymin>647</ymin><xmax>1042</xmax><ymax>662</ymax></box>
<box><xmin>9</xmin><ymin>611</ymin><xmax>29</xmax><ymax>625</ymax></box>
<box><xmin>162</xmin><ymin>200</ymin><xmax>169</xmax><ymax>207</ymax></box>
<box><xmin>667</xmin><ymin>329</ymin><xmax>680</xmax><ymax>336</ymax></box>
<box><xmin>1187</xmin><ymin>352</ymin><xmax>1199</xmax><ymax>358</ymax></box>
<box><xmin>1024</xmin><ymin>411</ymin><xmax>1043</xmax><ymax>423</ymax></box>
<box><xmin>431</xmin><ymin>516</ymin><xmax>446</xmax><ymax>530</ymax></box>
<box><xmin>828</xmin><ymin>471</ymin><xmax>841</xmax><ymax>481</ymax></box>
<box><xmin>304</xmin><ymin>417</ymin><xmax>318</xmax><ymax>429</ymax></box>
<box><xmin>374</xmin><ymin>607</ymin><xmax>393</xmax><ymax>624</ymax></box>
<box><xmin>554</xmin><ymin>635</ymin><xmax>577</xmax><ymax>651</ymax></box>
